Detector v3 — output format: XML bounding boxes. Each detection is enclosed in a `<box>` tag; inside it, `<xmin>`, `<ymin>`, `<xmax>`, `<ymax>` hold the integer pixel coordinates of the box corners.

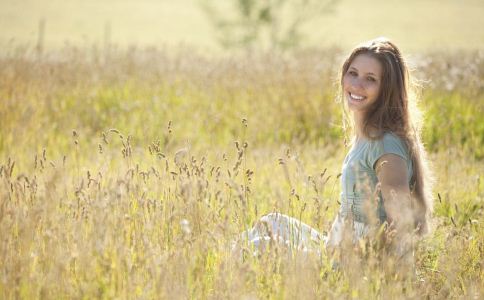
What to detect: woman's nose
<box><xmin>350</xmin><ymin>77</ymin><xmax>365</xmax><ymax>90</ymax></box>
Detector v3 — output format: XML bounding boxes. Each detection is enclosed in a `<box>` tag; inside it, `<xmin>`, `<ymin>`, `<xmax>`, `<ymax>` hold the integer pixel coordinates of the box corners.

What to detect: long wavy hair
<box><xmin>340</xmin><ymin>37</ymin><xmax>434</xmax><ymax>234</ymax></box>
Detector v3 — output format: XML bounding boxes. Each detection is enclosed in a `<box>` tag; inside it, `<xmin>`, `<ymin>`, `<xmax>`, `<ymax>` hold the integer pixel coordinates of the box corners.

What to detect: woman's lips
<box><xmin>349</xmin><ymin>92</ymin><xmax>366</xmax><ymax>102</ymax></box>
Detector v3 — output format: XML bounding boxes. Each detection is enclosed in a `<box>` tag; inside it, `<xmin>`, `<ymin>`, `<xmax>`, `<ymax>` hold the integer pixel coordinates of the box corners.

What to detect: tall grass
<box><xmin>0</xmin><ymin>44</ymin><xmax>483</xmax><ymax>298</ymax></box>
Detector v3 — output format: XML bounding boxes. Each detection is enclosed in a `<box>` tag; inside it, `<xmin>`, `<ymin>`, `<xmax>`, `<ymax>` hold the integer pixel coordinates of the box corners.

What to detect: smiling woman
<box><xmin>236</xmin><ymin>37</ymin><xmax>434</xmax><ymax>263</ymax></box>
<box><xmin>343</xmin><ymin>53</ymin><xmax>382</xmax><ymax>114</ymax></box>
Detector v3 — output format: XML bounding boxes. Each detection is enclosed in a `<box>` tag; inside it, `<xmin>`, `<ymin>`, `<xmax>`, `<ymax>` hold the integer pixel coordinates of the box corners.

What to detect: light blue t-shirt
<box><xmin>339</xmin><ymin>132</ymin><xmax>413</xmax><ymax>223</ymax></box>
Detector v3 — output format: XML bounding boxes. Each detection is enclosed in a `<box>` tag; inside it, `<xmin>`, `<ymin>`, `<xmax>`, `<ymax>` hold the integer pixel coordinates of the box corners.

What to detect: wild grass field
<box><xmin>0</xmin><ymin>43</ymin><xmax>483</xmax><ymax>299</ymax></box>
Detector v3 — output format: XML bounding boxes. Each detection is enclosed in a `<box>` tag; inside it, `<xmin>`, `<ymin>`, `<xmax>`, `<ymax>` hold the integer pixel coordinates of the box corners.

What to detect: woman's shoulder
<box><xmin>365</xmin><ymin>131</ymin><xmax>410</xmax><ymax>168</ymax></box>
<box><xmin>373</xmin><ymin>131</ymin><xmax>407</xmax><ymax>149</ymax></box>
<box><xmin>381</xmin><ymin>131</ymin><xmax>406</xmax><ymax>146</ymax></box>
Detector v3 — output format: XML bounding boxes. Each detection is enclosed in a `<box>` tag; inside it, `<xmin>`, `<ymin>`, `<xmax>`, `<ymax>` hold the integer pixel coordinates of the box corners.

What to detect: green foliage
<box><xmin>423</xmin><ymin>92</ymin><xmax>484</xmax><ymax>159</ymax></box>
<box><xmin>201</xmin><ymin>0</ymin><xmax>339</xmax><ymax>50</ymax></box>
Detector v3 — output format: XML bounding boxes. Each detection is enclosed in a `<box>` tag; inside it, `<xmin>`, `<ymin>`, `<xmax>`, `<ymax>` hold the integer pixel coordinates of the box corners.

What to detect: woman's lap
<box><xmin>236</xmin><ymin>212</ymin><xmax>326</xmax><ymax>253</ymax></box>
<box><xmin>235</xmin><ymin>212</ymin><xmax>372</xmax><ymax>254</ymax></box>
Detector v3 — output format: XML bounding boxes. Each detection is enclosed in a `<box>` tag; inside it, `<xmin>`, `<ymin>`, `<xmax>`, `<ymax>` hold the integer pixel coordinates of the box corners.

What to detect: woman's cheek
<box><xmin>366</xmin><ymin>82</ymin><xmax>379</xmax><ymax>95</ymax></box>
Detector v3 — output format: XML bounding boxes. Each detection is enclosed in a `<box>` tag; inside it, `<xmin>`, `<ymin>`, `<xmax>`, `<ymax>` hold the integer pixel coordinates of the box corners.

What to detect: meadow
<box><xmin>0</xmin><ymin>42</ymin><xmax>482</xmax><ymax>299</ymax></box>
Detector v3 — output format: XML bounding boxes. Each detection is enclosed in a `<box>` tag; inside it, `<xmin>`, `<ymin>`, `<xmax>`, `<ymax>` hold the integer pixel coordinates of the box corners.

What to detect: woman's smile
<box><xmin>348</xmin><ymin>92</ymin><xmax>366</xmax><ymax>101</ymax></box>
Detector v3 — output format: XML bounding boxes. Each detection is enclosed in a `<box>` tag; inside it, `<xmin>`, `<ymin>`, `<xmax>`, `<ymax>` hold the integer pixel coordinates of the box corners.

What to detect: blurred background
<box><xmin>1</xmin><ymin>0</ymin><xmax>483</xmax><ymax>53</ymax></box>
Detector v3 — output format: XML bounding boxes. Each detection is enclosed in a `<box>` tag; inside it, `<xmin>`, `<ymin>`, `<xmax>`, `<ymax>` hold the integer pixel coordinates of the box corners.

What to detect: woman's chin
<box><xmin>347</xmin><ymin>99</ymin><xmax>367</xmax><ymax>112</ymax></box>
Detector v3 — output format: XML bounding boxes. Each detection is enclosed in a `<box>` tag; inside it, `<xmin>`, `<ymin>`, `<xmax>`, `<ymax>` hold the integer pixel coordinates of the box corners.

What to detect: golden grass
<box><xmin>0</xmin><ymin>45</ymin><xmax>483</xmax><ymax>299</ymax></box>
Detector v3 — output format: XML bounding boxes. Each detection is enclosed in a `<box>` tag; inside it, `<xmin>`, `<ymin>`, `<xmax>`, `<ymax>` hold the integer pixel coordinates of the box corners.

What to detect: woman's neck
<box><xmin>353</xmin><ymin>111</ymin><xmax>381</xmax><ymax>139</ymax></box>
<box><xmin>353</xmin><ymin>111</ymin><xmax>365</xmax><ymax>138</ymax></box>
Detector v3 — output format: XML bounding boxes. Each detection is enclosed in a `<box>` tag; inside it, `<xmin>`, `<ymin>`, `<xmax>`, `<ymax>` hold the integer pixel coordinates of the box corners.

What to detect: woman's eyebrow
<box><xmin>350</xmin><ymin>66</ymin><xmax>378</xmax><ymax>76</ymax></box>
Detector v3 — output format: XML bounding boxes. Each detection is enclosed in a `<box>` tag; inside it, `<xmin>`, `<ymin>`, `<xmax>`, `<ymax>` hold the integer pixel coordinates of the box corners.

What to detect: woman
<box><xmin>236</xmin><ymin>38</ymin><xmax>433</xmax><ymax>256</ymax></box>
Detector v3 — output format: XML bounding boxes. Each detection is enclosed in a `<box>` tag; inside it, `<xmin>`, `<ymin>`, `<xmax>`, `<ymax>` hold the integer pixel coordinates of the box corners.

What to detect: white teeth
<box><xmin>349</xmin><ymin>93</ymin><xmax>365</xmax><ymax>100</ymax></box>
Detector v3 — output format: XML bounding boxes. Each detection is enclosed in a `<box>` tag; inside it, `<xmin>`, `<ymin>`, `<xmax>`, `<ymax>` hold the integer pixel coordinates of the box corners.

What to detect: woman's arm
<box><xmin>375</xmin><ymin>153</ymin><xmax>413</xmax><ymax>230</ymax></box>
<box><xmin>375</xmin><ymin>153</ymin><xmax>416</xmax><ymax>263</ymax></box>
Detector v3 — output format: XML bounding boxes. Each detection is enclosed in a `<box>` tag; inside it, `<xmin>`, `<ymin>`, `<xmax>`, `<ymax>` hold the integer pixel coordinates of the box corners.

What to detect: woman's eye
<box><xmin>348</xmin><ymin>71</ymin><xmax>357</xmax><ymax>76</ymax></box>
<box><xmin>367</xmin><ymin>77</ymin><xmax>376</xmax><ymax>82</ymax></box>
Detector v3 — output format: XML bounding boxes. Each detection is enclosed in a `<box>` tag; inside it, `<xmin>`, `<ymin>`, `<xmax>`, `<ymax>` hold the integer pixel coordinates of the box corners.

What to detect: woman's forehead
<box><xmin>349</xmin><ymin>54</ymin><xmax>383</xmax><ymax>77</ymax></box>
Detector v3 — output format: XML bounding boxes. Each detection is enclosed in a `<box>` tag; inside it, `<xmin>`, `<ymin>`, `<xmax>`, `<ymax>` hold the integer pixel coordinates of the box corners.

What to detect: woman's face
<box><xmin>343</xmin><ymin>53</ymin><xmax>383</xmax><ymax>114</ymax></box>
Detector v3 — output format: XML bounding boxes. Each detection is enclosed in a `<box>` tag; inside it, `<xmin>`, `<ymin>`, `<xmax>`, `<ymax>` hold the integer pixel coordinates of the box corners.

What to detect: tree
<box><xmin>200</xmin><ymin>0</ymin><xmax>339</xmax><ymax>51</ymax></box>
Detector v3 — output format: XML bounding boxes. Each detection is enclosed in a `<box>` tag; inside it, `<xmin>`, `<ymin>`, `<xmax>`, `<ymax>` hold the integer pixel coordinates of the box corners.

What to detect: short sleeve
<box><xmin>366</xmin><ymin>133</ymin><xmax>409</xmax><ymax>170</ymax></box>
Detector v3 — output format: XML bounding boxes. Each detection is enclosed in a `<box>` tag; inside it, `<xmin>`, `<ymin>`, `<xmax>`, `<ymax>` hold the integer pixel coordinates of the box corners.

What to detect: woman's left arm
<box><xmin>375</xmin><ymin>153</ymin><xmax>416</xmax><ymax>263</ymax></box>
<box><xmin>375</xmin><ymin>153</ymin><xmax>413</xmax><ymax>230</ymax></box>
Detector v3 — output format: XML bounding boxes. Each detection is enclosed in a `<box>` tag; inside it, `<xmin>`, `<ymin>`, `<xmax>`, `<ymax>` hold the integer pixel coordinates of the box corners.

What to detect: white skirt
<box><xmin>235</xmin><ymin>212</ymin><xmax>371</xmax><ymax>254</ymax></box>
